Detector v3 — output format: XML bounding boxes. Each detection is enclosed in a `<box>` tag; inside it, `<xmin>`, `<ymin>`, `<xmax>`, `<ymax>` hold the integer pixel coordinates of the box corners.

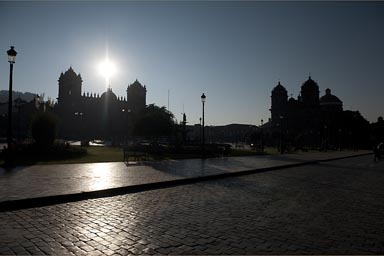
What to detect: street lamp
<box><xmin>199</xmin><ymin>117</ymin><xmax>202</xmax><ymax>143</ymax></box>
<box><xmin>7</xmin><ymin>46</ymin><xmax>17</xmax><ymax>152</ymax></box>
<box><xmin>279</xmin><ymin>115</ymin><xmax>284</xmax><ymax>154</ymax></box>
<box><xmin>14</xmin><ymin>96</ymin><xmax>26</xmax><ymax>142</ymax></box>
<box><xmin>323</xmin><ymin>124</ymin><xmax>328</xmax><ymax>152</ymax></box>
<box><xmin>201</xmin><ymin>93</ymin><xmax>206</xmax><ymax>157</ymax></box>
<box><xmin>260</xmin><ymin>119</ymin><xmax>264</xmax><ymax>151</ymax></box>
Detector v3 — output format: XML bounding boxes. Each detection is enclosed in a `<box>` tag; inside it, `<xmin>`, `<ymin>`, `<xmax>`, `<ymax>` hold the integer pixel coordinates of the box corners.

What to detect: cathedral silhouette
<box><xmin>56</xmin><ymin>67</ymin><xmax>147</xmax><ymax>140</ymax></box>
<box><xmin>265</xmin><ymin>76</ymin><xmax>368</xmax><ymax>150</ymax></box>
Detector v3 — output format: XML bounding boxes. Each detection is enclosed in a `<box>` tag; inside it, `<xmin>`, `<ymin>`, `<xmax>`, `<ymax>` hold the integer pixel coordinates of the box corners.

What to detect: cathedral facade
<box><xmin>267</xmin><ymin>76</ymin><xmax>368</xmax><ymax>150</ymax></box>
<box><xmin>56</xmin><ymin>67</ymin><xmax>147</xmax><ymax>140</ymax></box>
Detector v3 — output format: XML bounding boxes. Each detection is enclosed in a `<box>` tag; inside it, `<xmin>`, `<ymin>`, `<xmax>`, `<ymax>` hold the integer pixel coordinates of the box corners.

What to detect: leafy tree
<box><xmin>31</xmin><ymin>112</ymin><xmax>58</xmax><ymax>148</ymax></box>
<box><xmin>134</xmin><ymin>104</ymin><xmax>175</xmax><ymax>140</ymax></box>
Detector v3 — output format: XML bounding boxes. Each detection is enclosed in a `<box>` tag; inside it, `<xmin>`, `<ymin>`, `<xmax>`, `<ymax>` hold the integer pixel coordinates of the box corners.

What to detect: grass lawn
<box><xmin>35</xmin><ymin>146</ymin><xmax>124</xmax><ymax>165</ymax></box>
<box><xmin>0</xmin><ymin>146</ymin><xmax>123</xmax><ymax>166</ymax></box>
<box><xmin>230</xmin><ymin>148</ymin><xmax>274</xmax><ymax>157</ymax></box>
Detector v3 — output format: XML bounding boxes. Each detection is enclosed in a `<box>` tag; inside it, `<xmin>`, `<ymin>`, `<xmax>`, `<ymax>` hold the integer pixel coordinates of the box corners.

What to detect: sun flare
<box><xmin>98</xmin><ymin>59</ymin><xmax>117</xmax><ymax>80</ymax></box>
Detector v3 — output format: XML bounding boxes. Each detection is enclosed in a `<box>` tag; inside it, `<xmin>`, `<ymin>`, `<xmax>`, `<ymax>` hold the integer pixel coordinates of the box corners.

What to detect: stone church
<box><xmin>265</xmin><ymin>76</ymin><xmax>368</xmax><ymax>150</ymax></box>
<box><xmin>56</xmin><ymin>67</ymin><xmax>147</xmax><ymax>140</ymax></box>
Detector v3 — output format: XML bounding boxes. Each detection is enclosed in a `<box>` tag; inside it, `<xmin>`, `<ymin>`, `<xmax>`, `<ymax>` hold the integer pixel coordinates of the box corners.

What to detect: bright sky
<box><xmin>0</xmin><ymin>1</ymin><xmax>383</xmax><ymax>125</ymax></box>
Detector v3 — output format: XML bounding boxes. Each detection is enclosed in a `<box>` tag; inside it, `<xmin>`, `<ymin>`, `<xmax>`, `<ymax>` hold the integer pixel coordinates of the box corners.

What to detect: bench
<box><xmin>123</xmin><ymin>147</ymin><xmax>149</xmax><ymax>164</ymax></box>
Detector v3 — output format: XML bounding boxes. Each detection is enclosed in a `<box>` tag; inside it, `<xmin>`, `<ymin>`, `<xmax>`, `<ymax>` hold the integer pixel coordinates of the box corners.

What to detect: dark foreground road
<box><xmin>1</xmin><ymin>155</ymin><xmax>384</xmax><ymax>255</ymax></box>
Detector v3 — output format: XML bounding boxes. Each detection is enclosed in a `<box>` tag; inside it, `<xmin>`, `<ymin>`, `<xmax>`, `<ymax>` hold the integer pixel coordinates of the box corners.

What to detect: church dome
<box><xmin>100</xmin><ymin>88</ymin><xmax>118</xmax><ymax>102</ymax></box>
<box><xmin>302</xmin><ymin>76</ymin><xmax>319</xmax><ymax>90</ymax></box>
<box><xmin>272</xmin><ymin>81</ymin><xmax>287</xmax><ymax>93</ymax></box>
<box><xmin>320</xmin><ymin>88</ymin><xmax>342</xmax><ymax>105</ymax></box>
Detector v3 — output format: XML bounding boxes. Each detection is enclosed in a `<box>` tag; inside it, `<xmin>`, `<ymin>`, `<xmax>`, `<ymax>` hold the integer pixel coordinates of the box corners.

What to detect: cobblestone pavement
<box><xmin>1</xmin><ymin>154</ymin><xmax>383</xmax><ymax>255</ymax></box>
<box><xmin>0</xmin><ymin>150</ymin><xmax>369</xmax><ymax>202</ymax></box>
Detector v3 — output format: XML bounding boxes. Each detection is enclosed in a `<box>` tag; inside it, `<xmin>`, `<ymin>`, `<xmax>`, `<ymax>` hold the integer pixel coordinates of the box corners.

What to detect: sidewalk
<box><xmin>0</xmin><ymin>150</ymin><xmax>371</xmax><ymax>210</ymax></box>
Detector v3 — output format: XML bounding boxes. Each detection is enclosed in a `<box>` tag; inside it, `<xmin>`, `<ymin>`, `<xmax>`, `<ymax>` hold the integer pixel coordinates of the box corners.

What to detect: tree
<box><xmin>31</xmin><ymin>112</ymin><xmax>58</xmax><ymax>148</ymax></box>
<box><xmin>134</xmin><ymin>104</ymin><xmax>175</xmax><ymax>141</ymax></box>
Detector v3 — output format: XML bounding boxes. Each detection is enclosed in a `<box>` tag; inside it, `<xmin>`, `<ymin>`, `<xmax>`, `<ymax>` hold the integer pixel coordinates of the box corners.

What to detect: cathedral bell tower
<box><xmin>58</xmin><ymin>67</ymin><xmax>82</xmax><ymax>106</ymax></box>
<box><xmin>270</xmin><ymin>81</ymin><xmax>288</xmax><ymax>123</ymax></box>
<box><xmin>127</xmin><ymin>79</ymin><xmax>147</xmax><ymax>114</ymax></box>
<box><xmin>300</xmin><ymin>76</ymin><xmax>319</xmax><ymax>107</ymax></box>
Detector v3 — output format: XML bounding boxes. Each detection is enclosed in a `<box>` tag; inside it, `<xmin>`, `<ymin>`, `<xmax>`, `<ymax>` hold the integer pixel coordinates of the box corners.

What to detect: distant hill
<box><xmin>0</xmin><ymin>90</ymin><xmax>36</xmax><ymax>103</ymax></box>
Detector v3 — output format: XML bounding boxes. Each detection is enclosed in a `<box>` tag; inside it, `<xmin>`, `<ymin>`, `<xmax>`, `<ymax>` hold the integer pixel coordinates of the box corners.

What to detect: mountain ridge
<box><xmin>0</xmin><ymin>90</ymin><xmax>36</xmax><ymax>103</ymax></box>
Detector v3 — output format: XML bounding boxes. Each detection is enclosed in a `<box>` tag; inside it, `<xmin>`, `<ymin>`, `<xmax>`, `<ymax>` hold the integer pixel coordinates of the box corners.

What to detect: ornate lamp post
<box><xmin>199</xmin><ymin>117</ymin><xmax>202</xmax><ymax>143</ymax></box>
<box><xmin>260</xmin><ymin>119</ymin><xmax>264</xmax><ymax>151</ymax></box>
<box><xmin>14</xmin><ymin>97</ymin><xmax>26</xmax><ymax>142</ymax></box>
<box><xmin>7</xmin><ymin>46</ymin><xmax>17</xmax><ymax>151</ymax></box>
<box><xmin>323</xmin><ymin>124</ymin><xmax>328</xmax><ymax>151</ymax></box>
<box><xmin>279</xmin><ymin>115</ymin><xmax>284</xmax><ymax>154</ymax></box>
<box><xmin>201</xmin><ymin>93</ymin><xmax>206</xmax><ymax>157</ymax></box>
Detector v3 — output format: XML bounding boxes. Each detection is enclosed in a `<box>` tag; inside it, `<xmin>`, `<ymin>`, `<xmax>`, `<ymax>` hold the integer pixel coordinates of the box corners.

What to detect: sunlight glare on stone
<box><xmin>88</xmin><ymin>163</ymin><xmax>115</xmax><ymax>191</ymax></box>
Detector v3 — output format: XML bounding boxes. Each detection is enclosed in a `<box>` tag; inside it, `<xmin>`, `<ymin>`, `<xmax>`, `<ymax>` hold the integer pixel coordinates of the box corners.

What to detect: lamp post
<box><xmin>260</xmin><ymin>119</ymin><xmax>264</xmax><ymax>151</ymax></box>
<box><xmin>201</xmin><ymin>93</ymin><xmax>206</xmax><ymax>157</ymax></box>
<box><xmin>7</xmin><ymin>46</ymin><xmax>17</xmax><ymax>151</ymax></box>
<box><xmin>279</xmin><ymin>115</ymin><xmax>284</xmax><ymax>154</ymax></box>
<box><xmin>323</xmin><ymin>124</ymin><xmax>328</xmax><ymax>152</ymax></box>
<box><xmin>199</xmin><ymin>117</ymin><xmax>202</xmax><ymax>143</ymax></box>
<box><xmin>14</xmin><ymin>97</ymin><xmax>26</xmax><ymax>142</ymax></box>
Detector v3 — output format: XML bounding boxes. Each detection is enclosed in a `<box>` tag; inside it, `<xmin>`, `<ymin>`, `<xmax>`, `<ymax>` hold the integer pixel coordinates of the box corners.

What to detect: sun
<box><xmin>98</xmin><ymin>59</ymin><xmax>117</xmax><ymax>81</ymax></box>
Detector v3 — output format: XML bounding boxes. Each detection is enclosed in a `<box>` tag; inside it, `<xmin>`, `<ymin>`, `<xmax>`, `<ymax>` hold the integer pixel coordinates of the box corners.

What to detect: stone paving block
<box><xmin>78</xmin><ymin>244</ymin><xmax>94</xmax><ymax>252</ymax></box>
<box><xmin>66</xmin><ymin>245</ymin><xmax>84</xmax><ymax>254</ymax></box>
<box><xmin>61</xmin><ymin>241</ymin><xmax>75</xmax><ymax>248</ymax></box>
<box><xmin>142</xmin><ymin>247</ymin><xmax>157</xmax><ymax>254</ymax></box>
<box><xmin>0</xmin><ymin>248</ymin><xmax>15</xmax><ymax>255</ymax></box>
<box><xmin>145</xmin><ymin>242</ymin><xmax>161</xmax><ymax>250</ymax></box>
<box><xmin>98</xmin><ymin>239</ymin><xmax>110</xmax><ymax>247</ymax></box>
<box><xmin>86</xmin><ymin>250</ymin><xmax>104</xmax><ymax>256</ymax></box>
<box><xmin>202</xmin><ymin>248</ymin><xmax>219</xmax><ymax>254</ymax></box>
<box><xmin>101</xmin><ymin>249</ymin><xmax>115</xmax><ymax>255</ymax></box>
<box><xmin>93</xmin><ymin>244</ymin><xmax>108</xmax><ymax>252</ymax></box>
<box><xmin>107</xmin><ymin>244</ymin><xmax>120</xmax><ymax>251</ymax></box>
<box><xmin>126</xmin><ymin>247</ymin><xmax>142</xmax><ymax>255</ymax></box>
<box><xmin>26</xmin><ymin>246</ymin><xmax>45</xmax><ymax>255</ymax></box>
<box><xmin>155</xmin><ymin>247</ymin><xmax>172</xmax><ymax>254</ymax></box>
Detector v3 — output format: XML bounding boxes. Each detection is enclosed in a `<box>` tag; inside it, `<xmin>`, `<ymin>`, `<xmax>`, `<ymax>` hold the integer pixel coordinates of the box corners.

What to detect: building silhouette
<box><xmin>56</xmin><ymin>67</ymin><xmax>146</xmax><ymax>140</ymax></box>
<box><xmin>265</xmin><ymin>76</ymin><xmax>369</xmax><ymax>150</ymax></box>
<box><xmin>0</xmin><ymin>71</ymin><xmax>374</xmax><ymax>149</ymax></box>
<box><xmin>179</xmin><ymin>76</ymin><xmax>370</xmax><ymax>150</ymax></box>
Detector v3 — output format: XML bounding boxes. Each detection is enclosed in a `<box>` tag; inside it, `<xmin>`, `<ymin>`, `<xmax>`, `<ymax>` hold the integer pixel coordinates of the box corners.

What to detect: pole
<box><xmin>199</xmin><ymin>117</ymin><xmax>202</xmax><ymax>144</ymax></box>
<box><xmin>202</xmin><ymin>102</ymin><xmax>205</xmax><ymax>157</ymax></box>
<box><xmin>280</xmin><ymin>118</ymin><xmax>283</xmax><ymax>154</ymax></box>
<box><xmin>200</xmin><ymin>93</ymin><xmax>206</xmax><ymax>157</ymax></box>
<box><xmin>261</xmin><ymin>119</ymin><xmax>264</xmax><ymax>151</ymax></box>
<box><xmin>202</xmin><ymin>101</ymin><xmax>205</xmax><ymax>158</ymax></box>
<box><xmin>167</xmin><ymin>89</ymin><xmax>170</xmax><ymax>111</ymax></box>
<box><xmin>17</xmin><ymin>103</ymin><xmax>21</xmax><ymax>142</ymax></box>
<box><xmin>7</xmin><ymin>63</ymin><xmax>13</xmax><ymax>149</ymax></box>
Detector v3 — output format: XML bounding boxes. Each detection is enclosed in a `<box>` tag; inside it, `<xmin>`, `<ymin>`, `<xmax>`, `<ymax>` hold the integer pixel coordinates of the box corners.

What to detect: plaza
<box><xmin>1</xmin><ymin>151</ymin><xmax>384</xmax><ymax>255</ymax></box>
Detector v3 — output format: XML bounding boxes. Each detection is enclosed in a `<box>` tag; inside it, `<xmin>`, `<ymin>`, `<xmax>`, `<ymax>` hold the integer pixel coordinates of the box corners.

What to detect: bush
<box><xmin>0</xmin><ymin>141</ymin><xmax>88</xmax><ymax>166</ymax></box>
<box><xmin>31</xmin><ymin>112</ymin><xmax>58</xmax><ymax>148</ymax></box>
<box><xmin>134</xmin><ymin>104</ymin><xmax>175</xmax><ymax>140</ymax></box>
